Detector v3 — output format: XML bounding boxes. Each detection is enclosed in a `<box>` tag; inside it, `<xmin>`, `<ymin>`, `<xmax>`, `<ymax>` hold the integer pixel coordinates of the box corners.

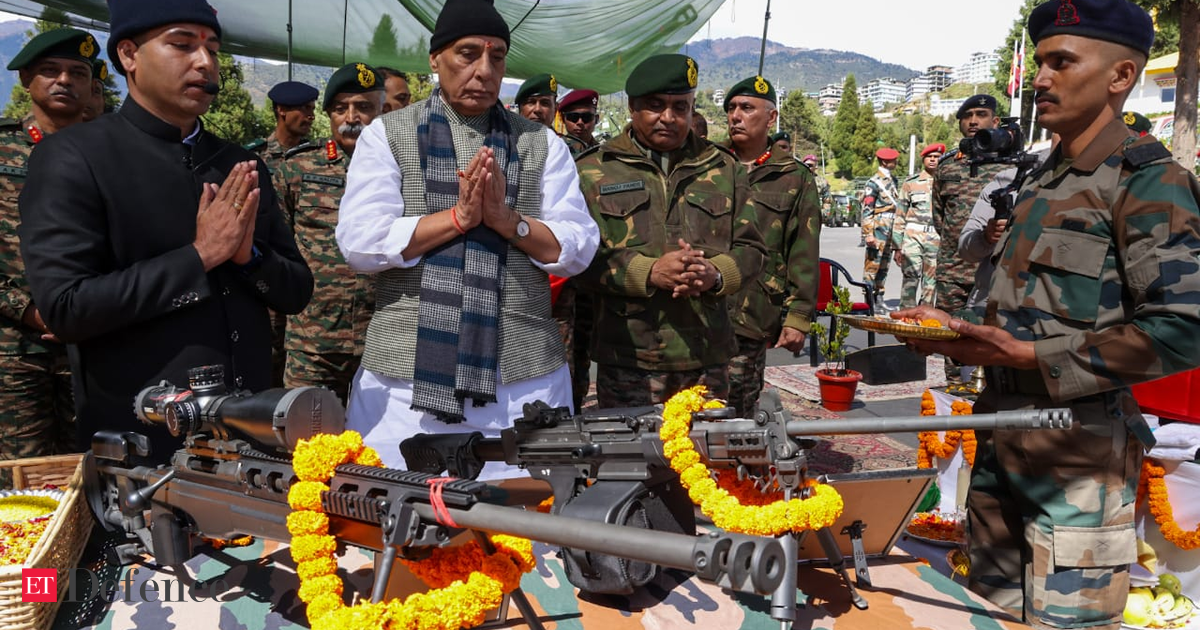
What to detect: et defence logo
<box><xmin>22</xmin><ymin>567</ymin><xmax>227</xmax><ymax>604</ymax></box>
<box><xmin>21</xmin><ymin>568</ymin><xmax>57</xmax><ymax>602</ymax></box>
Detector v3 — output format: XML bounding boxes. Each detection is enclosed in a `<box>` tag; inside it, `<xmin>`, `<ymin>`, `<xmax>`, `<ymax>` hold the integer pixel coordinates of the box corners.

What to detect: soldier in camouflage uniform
<box><xmin>722</xmin><ymin>76</ymin><xmax>821</xmax><ymax>416</ymax></box>
<box><xmin>577</xmin><ymin>54</ymin><xmax>766</xmax><ymax>408</ymax></box>
<box><xmin>272</xmin><ymin>64</ymin><xmax>382</xmax><ymax>404</ymax></box>
<box><xmin>801</xmin><ymin>153</ymin><xmax>831</xmax><ymax>211</ymax></box>
<box><xmin>900</xmin><ymin>1</ymin><xmax>1200</xmax><ymax>626</ymax></box>
<box><xmin>861</xmin><ymin>148</ymin><xmax>900</xmax><ymax>309</ymax></box>
<box><xmin>932</xmin><ymin>94</ymin><xmax>1007</xmax><ymax>381</ymax></box>
<box><xmin>246</xmin><ymin>81</ymin><xmax>319</xmax><ymax>174</ymax></box>
<box><xmin>249</xmin><ymin>81</ymin><xmax>319</xmax><ymax>387</ymax></box>
<box><xmin>892</xmin><ymin>143</ymin><xmax>943</xmax><ymax>308</ymax></box>
<box><xmin>558</xmin><ymin>88</ymin><xmax>599</xmax><ymax>159</ymax></box>
<box><xmin>0</xmin><ymin>29</ymin><xmax>97</xmax><ymax>469</ymax></box>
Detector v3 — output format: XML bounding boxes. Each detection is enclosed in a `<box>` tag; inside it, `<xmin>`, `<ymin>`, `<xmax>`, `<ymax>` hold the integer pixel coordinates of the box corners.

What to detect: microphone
<box><xmin>202</xmin><ymin>82</ymin><xmax>219</xmax><ymax>95</ymax></box>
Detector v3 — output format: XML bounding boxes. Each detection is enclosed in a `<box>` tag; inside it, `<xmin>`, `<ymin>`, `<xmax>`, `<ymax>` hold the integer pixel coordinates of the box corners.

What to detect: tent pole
<box><xmin>287</xmin><ymin>0</ymin><xmax>294</xmax><ymax>80</ymax></box>
<box><xmin>757</xmin><ymin>0</ymin><xmax>771</xmax><ymax>76</ymax></box>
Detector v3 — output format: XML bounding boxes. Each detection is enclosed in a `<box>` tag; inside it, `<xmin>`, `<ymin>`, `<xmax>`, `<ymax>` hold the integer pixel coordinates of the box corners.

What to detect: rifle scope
<box><xmin>133</xmin><ymin>365</ymin><xmax>345</xmax><ymax>452</ymax></box>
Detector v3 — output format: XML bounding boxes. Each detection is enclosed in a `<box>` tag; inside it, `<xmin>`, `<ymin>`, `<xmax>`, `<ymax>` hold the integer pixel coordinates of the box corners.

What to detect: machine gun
<box><xmin>401</xmin><ymin>389</ymin><xmax>1073</xmax><ymax>623</ymax></box>
<box><xmin>85</xmin><ymin>367</ymin><xmax>786</xmax><ymax>630</ymax></box>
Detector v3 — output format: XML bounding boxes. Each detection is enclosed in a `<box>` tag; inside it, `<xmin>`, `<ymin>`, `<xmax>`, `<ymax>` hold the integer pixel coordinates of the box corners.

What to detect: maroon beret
<box><xmin>921</xmin><ymin>143</ymin><xmax>946</xmax><ymax>157</ymax></box>
<box><xmin>876</xmin><ymin>148</ymin><xmax>899</xmax><ymax>161</ymax></box>
<box><xmin>558</xmin><ymin>89</ymin><xmax>599</xmax><ymax>110</ymax></box>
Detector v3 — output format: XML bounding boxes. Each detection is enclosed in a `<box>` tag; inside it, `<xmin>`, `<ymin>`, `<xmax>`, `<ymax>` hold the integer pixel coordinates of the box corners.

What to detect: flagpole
<box><xmin>1010</xmin><ymin>34</ymin><xmax>1022</xmax><ymax>117</ymax></box>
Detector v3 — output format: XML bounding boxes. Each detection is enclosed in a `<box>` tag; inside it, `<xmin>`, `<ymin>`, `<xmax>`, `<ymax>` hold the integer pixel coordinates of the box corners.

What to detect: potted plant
<box><xmin>808</xmin><ymin>285</ymin><xmax>862</xmax><ymax>411</ymax></box>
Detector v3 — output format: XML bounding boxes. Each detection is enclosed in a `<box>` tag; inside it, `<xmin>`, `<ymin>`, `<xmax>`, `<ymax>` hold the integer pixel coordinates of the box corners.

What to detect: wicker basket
<box><xmin>0</xmin><ymin>454</ymin><xmax>91</xmax><ymax>630</ymax></box>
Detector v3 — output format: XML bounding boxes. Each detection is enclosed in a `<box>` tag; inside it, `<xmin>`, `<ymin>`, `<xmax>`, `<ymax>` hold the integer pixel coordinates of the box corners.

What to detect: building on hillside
<box><xmin>952</xmin><ymin>52</ymin><xmax>1001</xmax><ymax>85</ymax></box>
<box><xmin>928</xmin><ymin>94</ymin><xmax>968</xmax><ymax>118</ymax></box>
<box><xmin>712</xmin><ymin>88</ymin><xmax>725</xmax><ymax>106</ymax></box>
<box><xmin>817</xmin><ymin>83</ymin><xmax>843</xmax><ymax>116</ymax></box>
<box><xmin>906</xmin><ymin>65</ymin><xmax>953</xmax><ymax>102</ymax></box>
<box><xmin>862</xmin><ymin>77</ymin><xmax>907</xmax><ymax>111</ymax></box>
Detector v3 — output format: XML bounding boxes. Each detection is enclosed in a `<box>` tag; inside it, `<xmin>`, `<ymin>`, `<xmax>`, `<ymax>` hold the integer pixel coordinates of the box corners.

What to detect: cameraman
<box><xmin>896</xmin><ymin>0</ymin><xmax>1200</xmax><ymax>626</ymax></box>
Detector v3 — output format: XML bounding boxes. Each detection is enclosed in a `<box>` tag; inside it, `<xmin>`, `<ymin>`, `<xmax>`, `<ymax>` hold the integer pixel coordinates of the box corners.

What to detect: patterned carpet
<box><xmin>581</xmin><ymin>382</ymin><xmax>914</xmax><ymax>476</ymax></box>
<box><xmin>764</xmin><ymin>354</ymin><xmax>948</xmax><ymax>403</ymax></box>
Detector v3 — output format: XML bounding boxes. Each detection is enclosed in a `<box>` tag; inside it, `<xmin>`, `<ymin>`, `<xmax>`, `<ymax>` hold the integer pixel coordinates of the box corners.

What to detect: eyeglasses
<box><xmin>562</xmin><ymin>112</ymin><xmax>595</xmax><ymax>124</ymax></box>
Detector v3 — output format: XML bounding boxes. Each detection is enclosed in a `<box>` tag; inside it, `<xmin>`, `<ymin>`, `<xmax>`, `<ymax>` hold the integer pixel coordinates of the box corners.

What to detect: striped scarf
<box><xmin>411</xmin><ymin>89</ymin><xmax>520</xmax><ymax>422</ymax></box>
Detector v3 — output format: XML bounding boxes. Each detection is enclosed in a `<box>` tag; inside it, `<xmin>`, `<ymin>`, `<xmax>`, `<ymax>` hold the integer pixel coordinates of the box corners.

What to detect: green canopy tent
<box><xmin>0</xmin><ymin>0</ymin><xmax>726</xmax><ymax>93</ymax></box>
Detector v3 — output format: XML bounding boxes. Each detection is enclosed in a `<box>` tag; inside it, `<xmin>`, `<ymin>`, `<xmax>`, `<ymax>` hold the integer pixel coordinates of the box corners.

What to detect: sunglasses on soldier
<box><xmin>562</xmin><ymin>112</ymin><xmax>595</xmax><ymax>124</ymax></box>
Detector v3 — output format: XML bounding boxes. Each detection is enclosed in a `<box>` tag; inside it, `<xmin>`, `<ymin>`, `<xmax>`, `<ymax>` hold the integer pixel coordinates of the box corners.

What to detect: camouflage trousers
<box><xmin>968</xmin><ymin>396</ymin><xmax>1141</xmax><ymax>629</ymax></box>
<box><xmin>863</xmin><ymin>242</ymin><xmax>894</xmax><ymax>300</ymax></box>
<box><xmin>727</xmin><ymin>335</ymin><xmax>768</xmax><ymax>417</ymax></box>
<box><xmin>284</xmin><ymin>350</ymin><xmax>362</xmax><ymax>406</ymax></box>
<box><xmin>0</xmin><ymin>352</ymin><xmax>75</xmax><ymax>484</ymax></box>
<box><xmin>595</xmin><ymin>364</ymin><xmax>729</xmax><ymax>409</ymax></box>
<box><xmin>935</xmin><ymin>279</ymin><xmax>972</xmax><ymax>381</ymax></box>
<box><xmin>553</xmin><ymin>284</ymin><xmax>594</xmax><ymax>413</ymax></box>
<box><xmin>897</xmin><ymin>229</ymin><xmax>940</xmax><ymax>309</ymax></box>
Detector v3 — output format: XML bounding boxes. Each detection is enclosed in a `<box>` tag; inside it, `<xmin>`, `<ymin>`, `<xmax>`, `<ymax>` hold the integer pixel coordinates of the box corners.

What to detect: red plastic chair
<box><xmin>809</xmin><ymin>258</ymin><xmax>878</xmax><ymax>366</ymax></box>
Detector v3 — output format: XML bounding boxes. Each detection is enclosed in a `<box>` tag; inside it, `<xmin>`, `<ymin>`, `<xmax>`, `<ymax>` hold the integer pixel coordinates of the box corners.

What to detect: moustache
<box><xmin>1034</xmin><ymin>91</ymin><xmax>1059</xmax><ymax>105</ymax></box>
<box><xmin>49</xmin><ymin>88</ymin><xmax>77</xmax><ymax>100</ymax></box>
<box><xmin>337</xmin><ymin>122</ymin><xmax>365</xmax><ymax>138</ymax></box>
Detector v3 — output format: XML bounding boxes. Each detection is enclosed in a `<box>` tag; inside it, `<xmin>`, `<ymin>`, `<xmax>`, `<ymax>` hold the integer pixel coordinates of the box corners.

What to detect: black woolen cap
<box><xmin>956</xmin><ymin>94</ymin><xmax>998</xmax><ymax>119</ymax></box>
<box><xmin>429</xmin><ymin>0</ymin><xmax>510</xmax><ymax>54</ymax></box>
<box><xmin>106</xmin><ymin>0</ymin><xmax>222</xmax><ymax>75</ymax></box>
<box><xmin>1028</xmin><ymin>0</ymin><xmax>1154</xmax><ymax>56</ymax></box>
<box><xmin>268</xmin><ymin>81</ymin><xmax>319</xmax><ymax>107</ymax></box>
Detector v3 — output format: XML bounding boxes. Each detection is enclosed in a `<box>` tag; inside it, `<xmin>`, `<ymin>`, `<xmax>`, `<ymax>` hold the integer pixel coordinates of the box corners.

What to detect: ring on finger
<box><xmin>233</xmin><ymin>201</ymin><xmax>244</xmax><ymax>210</ymax></box>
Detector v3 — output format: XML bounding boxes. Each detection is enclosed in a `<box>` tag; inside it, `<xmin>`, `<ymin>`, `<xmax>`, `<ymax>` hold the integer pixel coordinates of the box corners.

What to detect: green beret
<box><xmin>323</xmin><ymin>62</ymin><xmax>384</xmax><ymax>111</ymax></box>
<box><xmin>7</xmin><ymin>28</ymin><xmax>99</xmax><ymax>71</ymax></box>
<box><xmin>515</xmin><ymin>73</ymin><xmax>557</xmax><ymax>105</ymax></box>
<box><xmin>625</xmin><ymin>54</ymin><xmax>698</xmax><ymax>99</ymax></box>
<box><xmin>1123</xmin><ymin>111</ymin><xmax>1152</xmax><ymax>134</ymax></box>
<box><xmin>723</xmin><ymin>75</ymin><xmax>775</xmax><ymax>110</ymax></box>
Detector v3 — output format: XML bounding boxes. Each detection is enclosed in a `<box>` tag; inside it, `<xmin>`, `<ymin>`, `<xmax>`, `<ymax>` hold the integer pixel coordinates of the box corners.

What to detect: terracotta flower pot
<box><xmin>815</xmin><ymin>368</ymin><xmax>862</xmax><ymax>411</ymax></box>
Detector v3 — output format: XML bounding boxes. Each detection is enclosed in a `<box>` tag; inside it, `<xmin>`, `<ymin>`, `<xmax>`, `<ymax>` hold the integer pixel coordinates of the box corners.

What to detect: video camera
<box><xmin>958</xmin><ymin>117</ymin><xmax>1042</xmax><ymax>221</ymax></box>
<box><xmin>132</xmin><ymin>364</ymin><xmax>344</xmax><ymax>453</ymax></box>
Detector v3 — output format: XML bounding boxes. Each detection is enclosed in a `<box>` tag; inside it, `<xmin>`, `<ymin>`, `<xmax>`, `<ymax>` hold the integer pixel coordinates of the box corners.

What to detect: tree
<box><xmin>779</xmin><ymin>91</ymin><xmax>825</xmax><ymax>155</ymax></box>
<box><xmin>201</xmin><ymin>53</ymin><xmax>262</xmax><ymax>145</ymax></box>
<box><xmin>849</xmin><ymin>106</ymin><xmax>879</xmax><ymax>177</ymax></box>
<box><xmin>829</xmin><ymin>75</ymin><xmax>859</xmax><ymax>178</ymax></box>
<box><xmin>368</xmin><ymin>14</ymin><xmax>400</xmax><ymax>62</ymax></box>
<box><xmin>1137</xmin><ymin>0</ymin><xmax>1197</xmax><ymax>168</ymax></box>
<box><xmin>3</xmin><ymin>7</ymin><xmax>73</xmax><ymax>120</ymax></box>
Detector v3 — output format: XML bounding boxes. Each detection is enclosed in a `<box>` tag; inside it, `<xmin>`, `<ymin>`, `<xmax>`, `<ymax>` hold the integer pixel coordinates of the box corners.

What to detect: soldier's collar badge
<box><xmin>325</xmin><ymin>139</ymin><xmax>338</xmax><ymax>161</ymax></box>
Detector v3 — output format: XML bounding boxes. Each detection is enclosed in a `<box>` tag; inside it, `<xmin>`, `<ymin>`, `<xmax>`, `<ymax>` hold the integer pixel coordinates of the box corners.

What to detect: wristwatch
<box><xmin>510</xmin><ymin>214</ymin><xmax>530</xmax><ymax>244</ymax></box>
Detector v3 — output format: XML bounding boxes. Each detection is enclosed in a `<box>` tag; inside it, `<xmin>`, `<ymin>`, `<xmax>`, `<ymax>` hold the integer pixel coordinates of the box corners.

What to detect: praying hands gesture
<box><xmin>194</xmin><ymin>161</ymin><xmax>260</xmax><ymax>271</ymax></box>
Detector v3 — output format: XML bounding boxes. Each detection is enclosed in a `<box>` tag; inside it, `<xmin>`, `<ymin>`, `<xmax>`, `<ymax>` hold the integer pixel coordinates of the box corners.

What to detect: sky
<box><xmin>688</xmin><ymin>0</ymin><xmax>1029</xmax><ymax>71</ymax></box>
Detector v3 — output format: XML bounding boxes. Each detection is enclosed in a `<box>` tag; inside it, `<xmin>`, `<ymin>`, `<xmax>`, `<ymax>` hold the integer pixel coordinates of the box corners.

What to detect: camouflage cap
<box><xmin>625</xmin><ymin>54</ymin><xmax>698</xmax><ymax>98</ymax></box>
<box><xmin>1028</xmin><ymin>0</ymin><xmax>1153</xmax><ymax>56</ymax></box>
<box><xmin>323</xmin><ymin>62</ymin><xmax>384</xmax><ymax>111</ymax></box>
<box><xmin>514</xmin><ymin>73</ymin><xmax>557</xmax><ymax>105</ymax></box>
<box><xmin>7</xmin><ymin>28</ymin><xmax>99</xmax><ymax>71</ymax></box>
<box><xmin>1123</xmin><ymin>111</ymin><xmax>1152</xmax><ymax>134</ymax></box>
<box><xmin>723</xmin><ymin>75</ymin><xmax>775</xmax><ymax>110</ymax></box>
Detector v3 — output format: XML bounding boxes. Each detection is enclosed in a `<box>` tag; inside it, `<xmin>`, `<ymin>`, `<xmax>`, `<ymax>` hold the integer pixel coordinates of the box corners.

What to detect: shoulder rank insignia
<box><xmin>1123</xmin><ymin>141</ymin><xmax>1171</xmax><ymax>169</ymax></box>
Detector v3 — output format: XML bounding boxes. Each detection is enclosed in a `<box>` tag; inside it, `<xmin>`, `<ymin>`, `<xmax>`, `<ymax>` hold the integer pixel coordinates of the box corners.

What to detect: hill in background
<box><xmin>683</xmin><ymin>36</ymin><xmax>919</xmax><ymax>94</ymax></box>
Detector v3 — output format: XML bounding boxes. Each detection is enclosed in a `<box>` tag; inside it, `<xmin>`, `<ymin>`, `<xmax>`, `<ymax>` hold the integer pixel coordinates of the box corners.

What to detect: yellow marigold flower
<box><xmin>354</xmin><ymin>447</ymin><xmax>383</xmax><ymax>468</ymax></box>
<box><xmin>337</xmin><ymin>431</ymin><xmax>364</xmax><ymax>457</ymax></box>
<box><xmin>287</xmin><ymin>481</ymin><xmax>328</xmax><ymax>511</ymax></box>
<box><xmin>306</xmin><ymin>592</ymin><xmax>343</xmax><ymax>621</ymax></box>
<box><xmin>298</xmin><ymin>573</ymin><xmax>343</xmax><ymax>603</ymax></box>
<box><xmin>290</xmin><ymin>534</ymin><xmax>336</xmax><ymax>563</ymax></box>
<box><xmin>287</xmin><ymin>511</ymin><xmax>330</xmax><ymax>537</ymax></box>
<box><xmin>297</xmin><ymin>557</ymin><xmax>338</xmax><ymax>581</ymax></box>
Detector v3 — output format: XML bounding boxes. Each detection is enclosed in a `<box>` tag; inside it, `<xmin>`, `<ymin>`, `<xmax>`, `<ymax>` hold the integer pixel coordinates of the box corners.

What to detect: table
<box><xmin>55</xmin><ymin>531</ymin><xmax>1027</xmax><ymax>629</ymax></box>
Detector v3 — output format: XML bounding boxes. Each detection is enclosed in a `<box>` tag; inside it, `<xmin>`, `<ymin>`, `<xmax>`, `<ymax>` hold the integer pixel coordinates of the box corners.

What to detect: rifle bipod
<box><xmin>767</xmin><ymin>524</ymin><xmax>869</xmax><ymax>629</ymax></box>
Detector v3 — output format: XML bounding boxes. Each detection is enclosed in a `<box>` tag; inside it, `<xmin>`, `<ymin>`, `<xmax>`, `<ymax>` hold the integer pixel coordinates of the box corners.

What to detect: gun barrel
<box><xmin>417</xmin><ymin>501</ymin><xmax>784</xmax><ymax>595</ymax></box>
<box><xmin>779</xmin><ymin>408</ymin><xmax>1072</xmax><ymax>436</ymax></box>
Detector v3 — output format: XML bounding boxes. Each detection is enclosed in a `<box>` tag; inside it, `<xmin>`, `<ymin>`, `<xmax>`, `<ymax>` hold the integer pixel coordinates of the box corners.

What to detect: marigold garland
<box><xmin>287</xmin><ymin>430</ymin><xmax>536</xmax><ymax>630</ymax></box>
<box><xmin>916</xmin><ymin>390</ymin><xmax>977</xmax><ymax>468</ymax></box>
<box><xmin>658</xmin><ymin>386</ymin><xmax>844</xmax><ymax>536</ymax></box>
<box><xmin>1139</xmin><ymin>459</ymin><xmax>1200</xmax><ymax>550</ymax></box>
